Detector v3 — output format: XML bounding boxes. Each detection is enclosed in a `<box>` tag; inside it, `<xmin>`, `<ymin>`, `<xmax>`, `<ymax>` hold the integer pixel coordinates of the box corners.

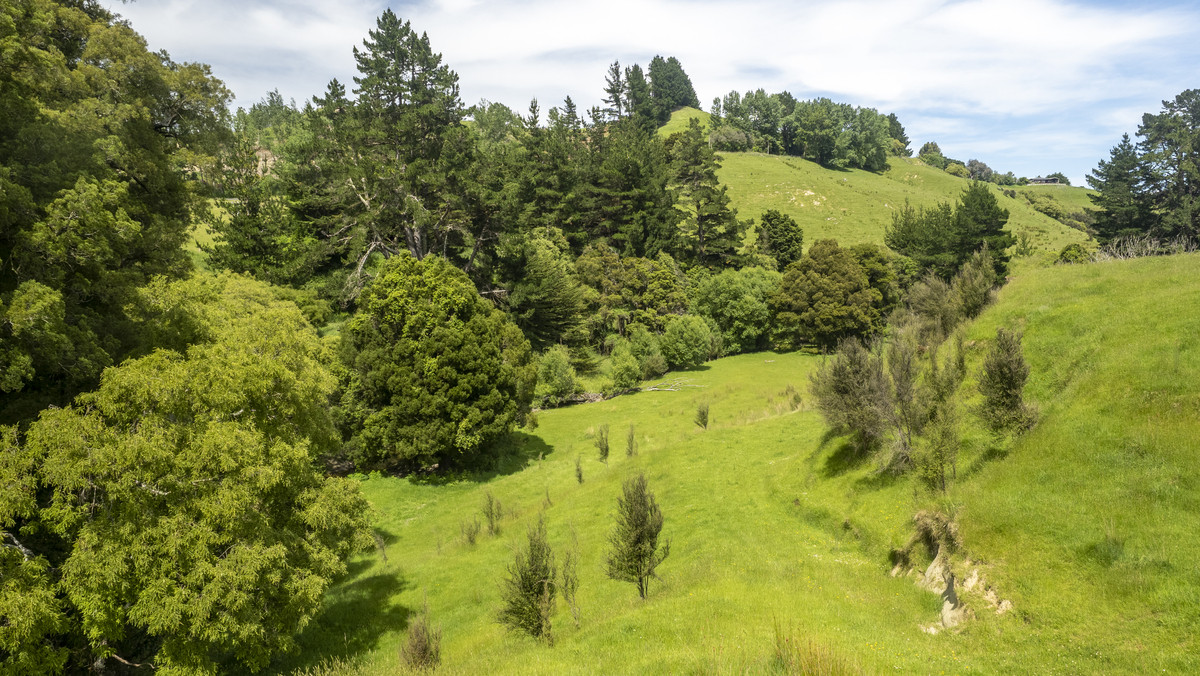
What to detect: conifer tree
<box><xmin>606</xmin><ymin>474</ymin><xmax>670</xmax><ymax>599</ymax></box>
<box><xmin>1087</xmin><ymin>133</ymin><xmax>1153</xmax><ymax>242</ymax></box>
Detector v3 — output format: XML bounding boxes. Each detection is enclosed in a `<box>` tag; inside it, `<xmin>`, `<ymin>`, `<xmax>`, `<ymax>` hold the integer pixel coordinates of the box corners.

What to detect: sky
<box><xmin>104</xmin><ymin>0</ymin><xmax>1200</xmax><ymax>185</ymax></box>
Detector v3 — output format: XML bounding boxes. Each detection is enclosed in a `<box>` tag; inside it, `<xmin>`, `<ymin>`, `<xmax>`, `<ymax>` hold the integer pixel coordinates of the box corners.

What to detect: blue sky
<box><xmin>106</xmin><ymin>0</ymin><xmax>1200</xmax><ymax>185</ymax></box>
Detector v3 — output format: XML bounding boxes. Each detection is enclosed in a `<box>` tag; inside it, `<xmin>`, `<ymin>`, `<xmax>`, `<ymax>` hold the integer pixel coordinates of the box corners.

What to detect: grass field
<box><xmin>271</xmin><ymin>252</ymin><xmax>1200</xmax><ymax>675</ymax></box>
<box><xmin>657</xmin><ymin>106</ymin><xmax>711</xmax><ymax>138</ymax></box>
<box><xmin>716</xmin><ymin>151</ymin><xmax>1091</xmax><ymax>257</ymax></box>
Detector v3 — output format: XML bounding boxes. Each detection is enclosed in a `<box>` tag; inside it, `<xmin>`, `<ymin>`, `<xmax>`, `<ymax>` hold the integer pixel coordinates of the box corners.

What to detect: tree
<box><xmin>602</xmin><ymin>60</ymin><xmax>626</xmax><ymax>120</ymax></box>
<box><xmin>760</xmin><ymin>209</ymin><xmax>804</xmax><ymax>268</ymax></box>
<box><xmin>667</xmin><ymin>118</ymin><xmax>745</xmax><ymax>266</ymax></box>
<box><xmin>9</xmin><ymin>273</ymin><xmax>372</xmax><ymax>673</ymax></box>
<box><xmin>0</xmin><ymin>1</ymin><xmax>230</xmax><ymax>424</ymax></box>
<box><xmin>648</xmin><ymin>55</ymin><xmax>700</xmax><ymax>122</ymax></box>
<box><xmin>623</xmin><ymin>63</ymin><xmax>655</xmax><ymax>129</ymax></box>
<box><xmin>1137</xmin><ymin>90</ymin><xmax>1200</xmax><ymax>239</ymax></box>
<box><xmin>693</xmin><ymin>267</ymin><xmax>781</xmax><ymax>354</ymax></box>
<box><xmin>659</xmin><ymin>315</ymin><xmax>712</xmax><ymax>369</ymax></box>
<box><xmin>534</xmin><ymin>345</ymin><xmax>579</xmax><ymax>407</ymax></box>
<box><xmin>609</xmin><ymin>339</ymin><xmax>643</xmax><ymax>392</ymax></box>
<box><xmin>338</xmin><ymin>253</ymin><xmax>536</xmax><ymax>470</ymax></box>
<box><xmin>809</xmin><ymin>337</ymin><xmax>890</xmax><ymax>452</ymax></box>
<box><xmin>954</xmin><ymin>182</ymin><xmax>1014</xmax><ymax>277</ymax></box>
<box><xmin>887</xmin><ymin>113</ymin><xmax>911</xmax><ymax>157</ymax></box>
<box><xmin>886</xmin><ymin>183</ymin><xmax>1013</xmax><ymax>279</ymax></box>
<box><xmin>1087</xmin><ymin>133</ymin><xmax>1153</xmax><ymax>242</ymax></box>
<box><xmin>606</xmin><ymin>474</ymin><xmax>670</xmax><ymax>599</ymax></box>
<box><xmin>498</xmin><ymin>516</ymin><xmax>556</xmax><ymax>641</ymax></box>
<box><xmin>977</xmin><ymin>328</ymin><xmax>1035</xmax><ymax>434</ymax></box>
<box><xmin>502</xmin><ymin>234</ymin><xmax>585</xmax><ymax>351</ymax></box>
<box><xmin>770</xmin><ymin>240</ymin><xmax>882</xmax><ymax>350</ymax></box>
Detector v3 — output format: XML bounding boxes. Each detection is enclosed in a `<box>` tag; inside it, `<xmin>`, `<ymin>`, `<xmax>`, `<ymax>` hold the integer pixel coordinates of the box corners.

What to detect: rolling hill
<box><xmin>275</xmin><ymin>251</ymin><xmax>1200</xmax><ymax>675</ymax></box>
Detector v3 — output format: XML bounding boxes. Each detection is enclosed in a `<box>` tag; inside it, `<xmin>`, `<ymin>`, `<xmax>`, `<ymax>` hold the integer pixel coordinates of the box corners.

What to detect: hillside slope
<box><xmin>716</xmin><ymin>151</ymin><xmax>1091</xmax><ymax>255</ymax></box>
<box><xmin>277</xmin><ymin>254</ymin><xmax>1200</xmax><ymax>675</ymax></box>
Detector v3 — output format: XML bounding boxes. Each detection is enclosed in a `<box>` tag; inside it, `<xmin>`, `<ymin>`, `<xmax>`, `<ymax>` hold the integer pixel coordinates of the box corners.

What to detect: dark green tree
<box><xmin>602</xmin><ymin>60</ymin><xmax>626</xmax><ymax>120</ymax></box>
<box><xmin>1137</xmin><ymin>90</ymin><xmax>1200</xmax><ymax>238</ymax></box>
<box><xmin>648</xmin><ymin>55</ymin><xmax>700</xmax><ymax>122</ymax></box>
<box><xmin>659</xmin><ymin>315</ymin><xmax>712</xmax><ymax>368</ymax></box>
<box><xmin>338</xmin><ymin>253</ymin><xmax>536</xmax><ymax>470</ymax></box>
<box><xmin>887</xmin><ymin>113</ymin><xmax>911</xmax><ymax>156</ymax></box>
<box><xmin>624</xmin><ymin>63</ymin><xmax>655</xmax><ymax>129</ymax></box>
<box><xmin>668</xmin><ymin>118</ymin><xmax>746</xmax><ymax>266</ymax></box>
<box><xmin>606</xmin><ymin>474</ymin><xmax>670</xmax><ymax>599</ymax></box>
<box><xmin>770</xmin><ymin>240</ymin><xmax>883</xmax><ymax>350</ymax></box>
<box><xmin>760</xmin><ymin>210</ymin><xmax>805</xmax><ymax>268</ymax></box>
<box><xmin>978</xmin><ymin>328</ymin><xmax>1035</xmax><ymax>434</ymax></box>
<box><xmin>954</xmin><ymin>182</ymin><xmax>1015</xmax><ymax>276</ymax></box>
<box><xmin>1087</xmin><ymin>133</ymin><xmax>1152</xmax><ymax>242</ymax></box>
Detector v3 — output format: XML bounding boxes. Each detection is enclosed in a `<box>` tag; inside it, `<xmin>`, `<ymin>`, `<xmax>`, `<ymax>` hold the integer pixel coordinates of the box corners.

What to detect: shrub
<box><xmin>692</xmin><ymin>267</ymin><xmax>780</xmax><ymax>355</ymax></box>
<box><xmin>461</xmin><ymin>518</ymin><xmax>481</xmax><ymax>546</ymax></box>
<box><xmin>498</xmin><ymin>516</ymin><xmax>556</xmax><ymax>641</ymax></box>
<box><xmin>628</xmin><ymin>324</ymin><xmax>668</xmax><ymax>378</ymax></box>
<box><xmin>905</xmin><ymin>274</ymin><xmax>962</xmax><ymax>345</ymax></box>
<box><xmin>482</xmin><ymin>492</ymin><xmax>503</xmax><ymax>536</ymax></box>
<box><xmin>809</xmin><ymin>337</ymin><xmax>890</xmax><ymax>452</ymax></box>
<box><xmin>535</xmin><ymin>344</ymin><xmax>579</xmax><ymax>407</ymax></box>
<box><xmin>1057</xmin><ymin>242</ymin><xmax>1090</xmax><ymax>264</ymax></box>
<box><xmin>608</xmin><ymin>339</ymin><xmax>642</xmax><ymax>393</ymax></box>
<box><xmin>595</xmin><ymin>424</ymin><xmax>610</xmax><ymax>463</ymax></box>
<box><xmin>695</xmin><ymin>401</ymin><xmax>709</xmax><ymax>429</ymax></box>
<box><xmin>575</xmin><ymin>455</ymin><xmax>583</xmax><ymax>484</ymax></box>
<box><xmin>626</xmin><ymin>424</ymin><xmax>638</xmax><ymax>456</ymax></box>
<box><xmin>560</xmin><ymin>546</ymin><xmax>581</xmax><ymax>628</ymax></box>
<box><xmin>951</xmin><ymin>245</ymin><xmax>997</xmax><ymax>320</ymax></box>
<box><xmin>770</xmin><ymin>240</ymin><xmax>884</xmax><ymax>350</ymax></box>
<box><xmin>978</xmin><ymin>328</ymin><xmax>1036</xmax><ymax>433</ymax></box>
<box><xmin>605</xmin><ymin>474</ymin><xmax>670</xmax><ymax>599</ymax></box>
<box><xmin>400</xmin><ymin>604</ymin><xmax>441</xmax><ymax>671</ymax></box>
<box><xmin>659</xmin><ymin>314</ymin><xmax>712</xmax><ymax>368</ymax></box>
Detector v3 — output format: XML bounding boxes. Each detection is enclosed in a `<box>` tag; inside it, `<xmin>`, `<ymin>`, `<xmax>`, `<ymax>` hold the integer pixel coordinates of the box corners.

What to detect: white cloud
<box><xmin>104</xmin><ymin>0</ymin><xmax>1200</xmax><ymax>182</ymax></box>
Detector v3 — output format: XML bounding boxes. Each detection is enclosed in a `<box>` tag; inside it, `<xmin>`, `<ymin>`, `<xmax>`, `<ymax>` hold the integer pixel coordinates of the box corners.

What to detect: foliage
<box><xmin>810</xmin><ymin>337</ymin><xmax>889</xmax><ymax>452</ymax></box>
<box><xmin>605</xmin><ymin>474</ymin><xmax>671</xmax><ymax>599</ymax></box>
<box><xmin>503</xmin><ymin>234</ymin><xmax>586</xmax><ymax>352</ymax></box>
<box><xmin>951</xmin><ymin>245</ymin><xmax>998</xmax><ymax>320</ymax></box>
<box><xmin>1087</xmin><ymin>133</ymin><xmax>1153</xmax><ymax>242</ymax></box>
<box><xmin>595</xmin><ymin>424</ymin><xmax>610</xmax><ymax>463</ymax></box>
<box><xmin>498</xmin><ymin>516</ymin><xmax>556</xmax><ymax>641</ymax></box>
<box><xmin>0</xmin><ymin>1</ymin><xmax>230</xmax><ymax>423</ymax></box>
<box><xmin>482</xmin><ymin>492</ymin><xmax>503</xmax><ymax>536</ymax></box>
<box><xmin>695</xmin><ymin>402</ymin><xmax>710</xmax><ymax>429</ymax></box>
<box><xmin>626</xmin><ymin>424</ymin><xmax>638</xmax><ymax>456</ymax></box>
<box><xmin>400</xmin><ymin>604</ymin><xmax>442</xmax><ymax>671</ymax></box>
<box><xmin>11</xmin><ymin>273</ymin><xmax>371</xmax><ymax>673</ymax></box>
<box><xmin>1057</xmin><ymin>242</ymin><xmax>1091</xmax><ymax>264</ymax></box>
<box><xmin>770</xmin><ymin>240</ymin><xmax>883</xmax><ymax>350</ymax></box>
<box><xmin>575</xmin><ymin>246</ymin><xmax>688</xmax><ymax>342</ymax></box>
<box><xmin>560</xmin><ymin>545</ymin><xmax>581</xmax><ymax>628</ymax></box>
<box><xmin>885</xmin><ymin>182</ymin><xmax>1014</xmax><ymax>278</ymax></box>
<box><xmin>647</xmin><ymin>55</ymin><xmax>700</xmax><ymax>123</ymax></box>
<box><xmin>760</xmin><ymin>209</ymin><xmax>805</xmax><ymax>268</ymax></box>
<box><xmin>692</xmin><ymin>267</ymin><xmax>781</xmax><ymax>355</ymax></box>
<box><xmin>628</xmin><ymin>324</ymin><xmax>669</xmax><ymax>379</ymax></box>
<box><xmin>338</xmin><ymin>253</ymin><xmax>535</xmax><ymax>470</ymax></box>
<box><xmin>535</xmin><ymin>345</ymin><xmax>580</xmax><ymax>408</ymax></box>
<box><xmin>977</xmin><ymin>328</ymin><xmax>1035</xmax><ymax>434</ymax></box>
<box><xmin>659</xmin><ymin>315</ymin><xmax>713</xmax><ymax>369</ymax></box>
<box><xmin>609</xmin><ymin>339</ymin><xmax>643</xmax><ymax>393</ymax></box>
<box><xmin>667</xmin><ymin>118</ymin><xmax>747</xmax><ymax>266</ymax></box>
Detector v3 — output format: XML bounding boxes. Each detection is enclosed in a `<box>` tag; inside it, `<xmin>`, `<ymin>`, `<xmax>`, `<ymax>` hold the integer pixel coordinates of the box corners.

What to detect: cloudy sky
<box><xmin>105</xmin><ymin>0</ymin><xmax>1200</xmax><ymax>185</ymax></box>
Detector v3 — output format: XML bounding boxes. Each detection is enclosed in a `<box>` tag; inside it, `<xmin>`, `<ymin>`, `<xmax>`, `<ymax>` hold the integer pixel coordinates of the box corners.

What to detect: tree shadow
<box><xmin>959</xmin><ymin>443</ymin><xmax>1010</xmax><ymax>481</ymax></box>
<box><xmin>270</xmin><ymin>564</ymin><xmax>412</xmax><ymax>674</ymax></box>
<box><xmin>820</xmin><ymin>432</ymin><xmax>870</xmax><ymax>478</ymax></box>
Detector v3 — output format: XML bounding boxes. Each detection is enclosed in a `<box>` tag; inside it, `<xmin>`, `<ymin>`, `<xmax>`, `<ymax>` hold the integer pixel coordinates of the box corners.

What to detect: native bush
<box><xmin>659</xmin><ymin>314</ymin><xmax>712</xmax><ymax>368</ymax></box>
<box><xmin>605</xmin><ymin>474</ymin><xmax>671</xmax><ymax>599</ymax></box>
<box><xmin>498</xmin><ymin>516</ymin><xmax>556</xmax><ymax>641</ymax></box>
<box><xmin>978</xmin><ymin>328</ymin><xmax>1036</xmax><ymax>433</ymax></box>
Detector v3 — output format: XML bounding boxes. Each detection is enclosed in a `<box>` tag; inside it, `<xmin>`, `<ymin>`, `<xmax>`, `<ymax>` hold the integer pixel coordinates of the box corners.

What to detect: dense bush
<box><xmin>536</xmin><ymin>344</ymin><xmax>581</xmax><ymax>407</ymax></box>
<box><xmin>339</xmin><ymin>253</ymin><xmax>536</xmax><ymax>470</ymax></box>
<box><xmin>498</xmin><ymin>516</ymin><xmax>556</xmax><ymax>641</ymax></box>
<box><xmin>659</xmin><ymin>315</ymin><xmax>712</xmax><ymax>368</ymax></box>
<box><xmin>770</xmin><ymin>240</ymin><xmax>883</xmax><ymax>350</ymax></box>
<box><xmin>809</xmin><ymin>337</ymin><xmax>889</xmax><ymax>452</ymax></box>
<box><xmin>978</xmin><ymin>328</ymin><xmax>1036</xmax><ymax>434</ymax></box>
<box><xmin>692</xmin><ymin>267</ymin><xmax>781</xmax><ymax>355</ymax></box>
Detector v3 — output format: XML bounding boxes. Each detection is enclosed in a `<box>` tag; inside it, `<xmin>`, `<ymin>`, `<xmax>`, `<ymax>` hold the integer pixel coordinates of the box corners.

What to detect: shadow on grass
<box><xmin>820</xmin><ymin>432</ymin><xmax>870</xmax><ymax>478</ymax></box>
<box><xmin>271</xmin><ymin>564</ymin><xmax>413</xmax><ymax>674</ymax></box>
<box><xmin>960</xmin><ymin>444</ymin><xmax>1010</xmax><ymax>481</ymax></box>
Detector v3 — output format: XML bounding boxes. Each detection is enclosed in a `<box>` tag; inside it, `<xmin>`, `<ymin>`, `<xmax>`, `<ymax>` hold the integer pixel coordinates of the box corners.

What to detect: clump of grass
<box><xmin>772</xmin><ymin>622</ymin><xmax>862</xmax><ymax>675</ymax></box>
<box><xmin>626</xmin><ymin>424</ymin><xmax>637</xmax><ymax>456</ymax></box>
<box><xmin>401</xmin><ymin>603</ymin><xmax>442</xmax><ymax>671</ymax></box>
<box><xmin>575</xmin><ymin>454</ymin><xmax>583</xmax><ymax>484</ymax></box>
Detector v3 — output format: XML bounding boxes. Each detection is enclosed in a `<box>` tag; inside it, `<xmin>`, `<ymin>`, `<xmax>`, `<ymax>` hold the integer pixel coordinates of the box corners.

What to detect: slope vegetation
<box><xmin>276</xmin><ymin>252</ymin><xmax>1200</xmax><ymax>675</ymax></box>
<box><xmin>716</xmin><ymin>151</ymin><xmax>1091</xmax><ymax>255</ymax></box>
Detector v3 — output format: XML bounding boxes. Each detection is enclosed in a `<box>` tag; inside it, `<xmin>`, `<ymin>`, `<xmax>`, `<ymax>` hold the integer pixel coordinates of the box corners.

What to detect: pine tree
<box><xmin>667</xmin><ymin>118</ymin><xmax>745</xmax><ymax>266</ymax></box>
<box><xmin>1087</xmin><ymin>133</ymin><xmax>1153</xmax><ymax>242</ymax></box>
<box><xmin>602</xmin><ymin>60</ymin><xmax>625</xmax><ymax>121</ymax></box>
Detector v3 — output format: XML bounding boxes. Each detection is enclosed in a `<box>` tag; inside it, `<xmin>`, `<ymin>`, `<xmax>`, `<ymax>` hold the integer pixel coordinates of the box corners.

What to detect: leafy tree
<box><xmin>339</xmin><ymin>253</ymin><xmax>535</xmax><ymax>470</ymax></box>
<box><xmin>628</xmin><ymin>324</ymin><xmax>669</xmax><ymax>378</ymax></box>
<box><xmin>9</xmin><ymin>273</ymin><xmax>371</xmax><ymax>673</ymax></box>
<box><xmin>885</xmin><ymin>201</ymin><xmax>960</xmax><ymax>278</ymax></box>
<box><xmin>1087</xmin><ymin>133</ymin><xmax>1153</xmax><ymax>242</ymax></box>
<box><xmin>770</xmin><ymin>240</ymin><xmax>882</xmax><ymax>350</ymax></box>
<box><xmin>609</xmin><ymin>339</ymin><xmax>643</xmax><ymax>392</ymax></box>
<box><xmin>810</xmin><ymin>337</ymin><xmax>890</xmax><ymax>452</ymax></box>
<box><xmin>978</xmin><ymin>328</ymin><xmax>1035</xmax><ymax>434</ymax></box>
<box><xmin>498</xmin><ymin>516</ymin><xmax>556</xmax><ymax>641</ymax></box>
<box><xmin>967</xmin><ymin>159</ymin><xmax>994</xmax><ymax>182</ymax></box>
<box><xmin>606</xmin><ymin>474</ymin><xmax>671</xmax><ymax>599</ymax></box>
<box><xmin>759</xmin><ymin>209</ymin><xmax>804</xmax><ymax>268</ymax></box>
<box><xmin>659</xmin><ymin>314</ymin><xmax>712</xmax><ymax>368</ymax></box>
<box><xmin>1046</xmin><ymin>171</ymin><xmax>1071</xmax><ymax>186</ymax></box>
<box><xmin>0</xmin><ymin>1</ymin><xmax>230</xmax><ymax>423</ymax></box>
<box><xmin>535</xmin><ymin>345</ymin><xmax>579</xmax><ymax>407</ymax></box>
<box><xmin>693</xmin><ymin>267</ymin><xmax>781</xmax><ymax>354</ymax></box>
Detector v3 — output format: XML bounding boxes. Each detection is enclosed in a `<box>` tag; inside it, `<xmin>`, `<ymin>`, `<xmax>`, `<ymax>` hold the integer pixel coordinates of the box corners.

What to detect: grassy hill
<box><xmin>716</xmin><ymin>151</ymin><xmax>1091</xmax><ymax>257</ymax></box>
<box><xmin>657</xmin><ymin>106</ymin><xmax>711</xmax><ymax>138</ymax></box>
<box><xmin>275</xmin><ymin>252</ymin><xmax>1200</xmax><ymax>675</ymax></box>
